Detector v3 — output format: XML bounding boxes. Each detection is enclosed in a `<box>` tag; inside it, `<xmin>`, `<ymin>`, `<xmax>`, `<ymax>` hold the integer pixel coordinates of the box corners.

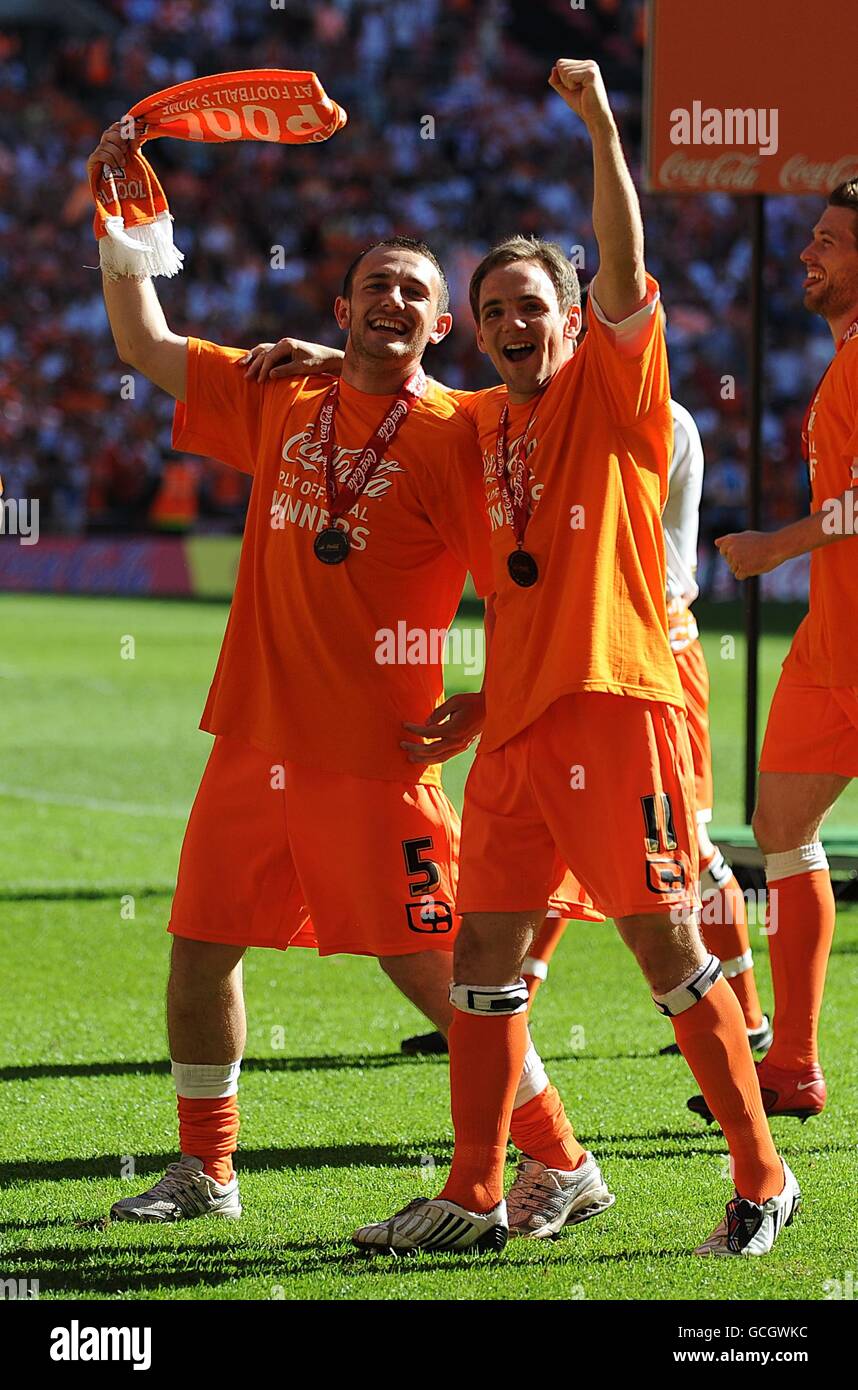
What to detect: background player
<box><xmin>354</xmin><ymin>58</ymin><xmax>797</xmax><ymax>1258</ymax></box>
<box><xmin>87</xmin><ymin>120</ymin><xmax>608</xmax><ymax>1226</ymax></box>
<box><xmin>694</xmin><ymin>180</ymin><xmax>858</xmax><ymax>1123</ymax></box>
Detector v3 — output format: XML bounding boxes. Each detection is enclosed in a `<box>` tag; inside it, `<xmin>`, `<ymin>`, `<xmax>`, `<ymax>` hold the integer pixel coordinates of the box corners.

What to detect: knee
<box><xmin>453</xmin><ymin>920</ymin><xmax>491</xmax><ymax>980</ymax></box>
<box><xmin>616</xmin><ymin>912</ymin><xmax>703</xmax><ymax>994</ymax></box>
<box><xmin>453</xmin><ymin>914</ymin><xmax>528</xmax><ymax>984</ymax></box>
<box><xmin>170</xmin><ymin>936</ymin><xmax>244</xmax><ymax>990</ymax></box>
<box><xmin>751</xmin><ymin>804</ymin><xmax>791</xmax><ymax>855</ymax></box>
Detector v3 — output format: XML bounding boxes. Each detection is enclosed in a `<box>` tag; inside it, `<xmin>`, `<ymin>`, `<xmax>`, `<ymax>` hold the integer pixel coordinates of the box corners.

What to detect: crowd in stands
<box><xmin>0</xmin><ymin>0</ymin><xmax>833</xmax><ymax>596</ymax></box>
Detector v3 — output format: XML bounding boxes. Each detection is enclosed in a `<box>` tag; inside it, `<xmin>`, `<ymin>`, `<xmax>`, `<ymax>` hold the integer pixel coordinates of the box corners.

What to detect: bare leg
<box><xmin>167</xmin><ymin>937</ymin><xmax>247</xmax><ymax>1063</ymax></box>
<box><xmin>379</xmin><ymin>949</ymin><xmax>456</xmax><ymax>1035</ymax></box>
<box><xmin>752</xmin><ymin>771</ymin><xmax>848</xmax><ymax>853</ymax></box>
<box><xmin>615</xmin><ymin>909</ymin><xmax>705</xmax><ymax>994</ymax></box>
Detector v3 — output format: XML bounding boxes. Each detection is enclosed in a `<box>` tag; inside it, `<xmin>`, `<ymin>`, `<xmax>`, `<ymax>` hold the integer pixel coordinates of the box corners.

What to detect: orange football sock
<box><xmin>509</xmin><ymin>1084</ymin><xmax>586</xmax><ymax>1171</ymax></box>
<box><xmin>765</xmin><ymin>869</ymin><xmax>836</xmax><ymax>1070</ymax></box>
<box><xmin>439</xmin><ymin>1010</ymin><xmax>530</xmax><ymax>1214</ymax></box>
<box><xmin>177</xmin><ymin>1095</ymin><xmax>239</xmax><ymax>1186</ymax></box>
<box><xmin>699</xmin><ymin>873</ymin><xmax>764</xmax><ymax>1030</ymax></box>
<box><xmin>671</xmin><ymin>978</ymin><xmax>782</xmax><ymax>1202</ymax></box>
<box><xmin>523</xmin><ymin>917</ymin><xmax>568</xmax><ymax>1004</ymax></box>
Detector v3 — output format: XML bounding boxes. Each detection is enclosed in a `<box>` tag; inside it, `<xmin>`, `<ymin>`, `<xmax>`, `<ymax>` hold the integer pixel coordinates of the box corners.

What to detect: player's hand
<box><xmin>238</xmin><ymin>339</ymin><xmax>345</xmax><ymax>383</ymax></box>
<box><xmin>401</xmin><ymin>692</ymin><xmax>486</xmax><ymax>765</ymax></box>
<box><xmin>548</xmin><ymin>59</ymin><xmax>612</xmax><ymax>128</ymax></box>
<box><xmin>715</xmin><ymin>530</ymin><xmax>781</xmax><ymax>580</ymax></box>
<box><xmin>86</xmin><ymin>120</ymin><xmax>145</xmax><ymax>182</ymax></box>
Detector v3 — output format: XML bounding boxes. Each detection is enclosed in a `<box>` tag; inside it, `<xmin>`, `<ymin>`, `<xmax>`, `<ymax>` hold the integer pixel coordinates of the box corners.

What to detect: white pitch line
<box><xmin>0</xmin><ymin>784</ymin><xmax>187</xmax><ymax>818</ymax></box>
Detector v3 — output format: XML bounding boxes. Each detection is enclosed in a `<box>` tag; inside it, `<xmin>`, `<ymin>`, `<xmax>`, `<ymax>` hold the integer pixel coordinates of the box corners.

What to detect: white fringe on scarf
<box><xmin>98</xmin><ymin>210</ymin><xmax>184</xmax><ymax>281</ymax></box>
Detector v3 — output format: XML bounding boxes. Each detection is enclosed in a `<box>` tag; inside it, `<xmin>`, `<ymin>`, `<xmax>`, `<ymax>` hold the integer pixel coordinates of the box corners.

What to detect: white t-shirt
<box><xmin>663</xmin><ymin>399</ymin><xmax>704</xmax><ymax>652</ymax></box>
<box><xmin>664</xmin><ymin>398</ymin><xmax>703</xmax><ymax>606</ymax></box>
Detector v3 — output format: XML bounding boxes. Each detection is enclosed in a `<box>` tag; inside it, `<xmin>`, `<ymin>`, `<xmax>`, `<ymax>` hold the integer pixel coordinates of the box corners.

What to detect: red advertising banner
<box><xmin>0</xmin><ymin>538</ymin><xmax>192</xmax><ymax>596</ymax></box>
<box><xmin>644</xmin><ymin>0</ymin><xmax>858</xmax><ymax>195</ymax></box>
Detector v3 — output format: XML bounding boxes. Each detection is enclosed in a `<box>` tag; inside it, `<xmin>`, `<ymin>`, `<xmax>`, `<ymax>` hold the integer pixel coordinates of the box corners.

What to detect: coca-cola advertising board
<box><xmin>644</xmin><ymin>0</ymin><xmax>858</xmax><ymax>195</ymax></box>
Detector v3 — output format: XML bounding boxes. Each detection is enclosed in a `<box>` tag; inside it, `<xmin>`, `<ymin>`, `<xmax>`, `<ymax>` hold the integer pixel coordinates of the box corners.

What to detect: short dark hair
<box><xmin>469</xmin><ymin>235</ymin><xmax>581</xmax><ymax>322</ymax></box>
<box><xmin>828</xmin><ymin>180</ymin><xmax>858</xmax><ymax>247</ymax></box>
<box><xmin>342</xmin><ymin>236</ymin><xmax>450</xmax><ymax>313</ymax></box>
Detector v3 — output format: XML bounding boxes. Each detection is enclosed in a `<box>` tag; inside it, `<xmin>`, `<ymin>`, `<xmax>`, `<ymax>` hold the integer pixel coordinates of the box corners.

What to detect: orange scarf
<box><xmin>92</xmin><ymin>69</ymin><xmax>347</xmax><ymax>279</ymax></box>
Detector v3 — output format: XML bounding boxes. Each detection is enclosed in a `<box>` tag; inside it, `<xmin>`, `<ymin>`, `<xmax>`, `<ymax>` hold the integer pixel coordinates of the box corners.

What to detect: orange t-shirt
<box><xmin>782</xmin><ymin>330</ymin><xmax>858</xmax><ymax>688</ymax></box>
<box><xmin>455</xmin><ymin>275</ymin><xmax>683</xmax><ymax>753</ymax></box>
<box><xmin>173</xmin><ymin>338</ymin><xmax>493</xmax><ymax>783</ymax></box>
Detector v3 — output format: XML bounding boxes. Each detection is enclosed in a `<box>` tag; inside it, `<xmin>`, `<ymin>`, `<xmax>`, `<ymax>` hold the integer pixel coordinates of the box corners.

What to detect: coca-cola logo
<box><xmin>658</xmin><ymin>150</ymin><xmax>858</xmax><ymax>193</ymax></box>
<box><xmin>658</xmin><ymin>151</ymin><xmax>760</xmax><ymax>190</ymax></box>
<box><xmin>779</xmin><ymin>155</ymin><xmax>858</xmax><ymax>192</ymax></box>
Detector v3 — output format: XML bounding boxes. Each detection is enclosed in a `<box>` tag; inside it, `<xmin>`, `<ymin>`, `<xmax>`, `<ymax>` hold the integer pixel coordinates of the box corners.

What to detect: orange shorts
<box><xmin>759</xmin><ymin>674</ymin><xmax>858</xmax><ymax>776</ymax></box>
<box><xmin>169</xmin><ymin>735</ymin><xmax>462</xmax><ymax>957</ymax></box>
<box><xmin>457</xmin><ymin>692</ymin><xmax>699</xmax><ymax>921</ymax></box>
<box><xmin>674</xmin><ymin>638</ymin><xmax>714</xmax><ymax>822</ymax></box>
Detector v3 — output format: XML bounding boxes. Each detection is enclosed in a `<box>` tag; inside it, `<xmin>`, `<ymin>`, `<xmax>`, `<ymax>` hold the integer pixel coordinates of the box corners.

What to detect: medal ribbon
<box><xmin>316</xmin><ymin>366</ymin><xmax>427</xmax><ymax>520</ymax></box>
<box><xmin>494</xmin><ymin>401</ymin><xmax>536</xmax><ymax>548</ymax></box>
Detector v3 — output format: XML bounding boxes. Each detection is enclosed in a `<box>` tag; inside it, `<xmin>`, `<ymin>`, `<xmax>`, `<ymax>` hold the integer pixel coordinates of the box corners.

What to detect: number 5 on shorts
<box><xmin>402</xmin><ymin>836</ymin><xmax>442</xmax><ymax>894</ymax></box>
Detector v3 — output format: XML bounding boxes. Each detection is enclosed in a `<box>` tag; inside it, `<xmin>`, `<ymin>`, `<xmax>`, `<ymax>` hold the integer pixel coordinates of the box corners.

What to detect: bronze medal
<box><xmin>314</xmin><ymin>527</ymin><xmax>351</xmax><ymax>565</ymax></box>
<box><xmin>507</xmin><ymin>548</ymin><xmax>539</xmax><ymax>587</ymax></box>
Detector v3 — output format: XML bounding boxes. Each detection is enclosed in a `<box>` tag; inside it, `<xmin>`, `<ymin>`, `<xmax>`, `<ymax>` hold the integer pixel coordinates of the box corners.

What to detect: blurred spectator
<box><xmin>0</xmin><ymin>0</ymin><xmax>833</xmax><ymax>601</ymax></box>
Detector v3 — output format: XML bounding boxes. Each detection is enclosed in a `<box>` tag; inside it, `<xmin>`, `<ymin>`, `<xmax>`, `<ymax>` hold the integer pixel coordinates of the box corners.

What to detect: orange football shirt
<box><xmin>456</xmin><ymin>275</ymin><xmax>683</xmax><ymax>752</ymax></box>
<box><xmin>782</xmin><ymin>330</ymin><xmax>858</xmax><ymax>687</ymax></box>
<box><xmin>173</xmin><ymin>338</ymin><xmax>494</xmax><ymax>783</ymax></box>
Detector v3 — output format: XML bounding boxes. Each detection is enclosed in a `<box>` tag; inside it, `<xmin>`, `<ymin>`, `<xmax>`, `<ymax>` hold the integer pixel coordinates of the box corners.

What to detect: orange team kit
<box><xmin>453</xmin><ymin>277</ymin><xmax>700</xmax><ymax>919</ymax></box>
<box><xmin>760</xmin><ymin>319</ymin><xmax>858</xmax><ymax>775</ymax></box>
<box><xmin>170</xmin><ymin>343</ymin><xmax>601</xmax><ymax>957</ymax></box>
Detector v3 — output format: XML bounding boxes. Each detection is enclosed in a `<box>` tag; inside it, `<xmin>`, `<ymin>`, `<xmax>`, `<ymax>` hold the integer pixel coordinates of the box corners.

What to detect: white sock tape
<box><xmin>513</xmin><ymin>1042</ymin><xmax>548</xmax><ymax>1109</ymax></box>
<box><xmin>522</xmin><ymin>956</ymin><xmax>549</xmax><ymax>980</ymax></box>
<box><xmin>719</xmin><ymin>949</ymin><xmax>754</xmax><ymax>979</ymax></box>
<box><xmin>701</xmin><ymin>847</ymin><xmax>732</xmax><ymax>890</ymax></box>
<box><xmin>652</xmin><ymin>953</ymin><xmax>722</xmax><ymax>1018</ymax></box>
<box><xmin>765</xmin><ymin>842</ymin><xmax>829</xmax><ymax>883</ymax></box>
<box><xmin>449</xmin><ymin>980</ymin><xmax>529</xmax><ymax>1016</ymax></box>
<box><xmin>171</xmin><ymin>1060</ymin><xmax>241</xmax><ymax>1099</ymax></box>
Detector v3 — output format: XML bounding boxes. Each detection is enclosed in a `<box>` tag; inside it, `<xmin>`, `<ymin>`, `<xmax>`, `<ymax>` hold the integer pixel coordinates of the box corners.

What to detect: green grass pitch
<box><xmin>1</xmin><ymin>594</ymin><xmax>856</xmax><ymax>1301</ymax></box>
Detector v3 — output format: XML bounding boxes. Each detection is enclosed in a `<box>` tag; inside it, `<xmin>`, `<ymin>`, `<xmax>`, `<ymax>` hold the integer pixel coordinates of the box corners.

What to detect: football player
<box><xmin>88</xmin><ymin>120</ymin><xmax>608</xmax><ymax>1225</ymax></box>
<box><xmin>692</xmin><ymin>180</ymin><xmax>858</xmax><ymax>1123</ymax></box>
<box><xmin>352</xmin><ymin>60</ymin><xmax>796</xmax><ymax>1258</ymax></box>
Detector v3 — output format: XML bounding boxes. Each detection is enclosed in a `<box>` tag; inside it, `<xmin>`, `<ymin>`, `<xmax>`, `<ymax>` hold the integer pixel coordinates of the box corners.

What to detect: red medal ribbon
<box><xmin>316</xmin><ymin>366</ymin><xmax>427</xmax><ymax>520</ymax></box>
<box><xmin>494</xmin><ymin>400</ymin><xmax>538</xmax><ymax>548</ymax></box>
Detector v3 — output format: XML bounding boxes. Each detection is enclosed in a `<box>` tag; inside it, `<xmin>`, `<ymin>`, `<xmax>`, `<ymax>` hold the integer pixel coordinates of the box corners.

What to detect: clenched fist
<box><xmin>715</xmin><ymin>531</ymin><xmax>780</xmax><ymax>580</ymax></box>
<box><xmin>548</xmin><ymin>59</ymin><xmax>613</xmax><ymax>129</ymax></box>
<box><xmin>86</xmin><ymin>119</ymin><xmax>145</xmax><ymax>184</ymax></box>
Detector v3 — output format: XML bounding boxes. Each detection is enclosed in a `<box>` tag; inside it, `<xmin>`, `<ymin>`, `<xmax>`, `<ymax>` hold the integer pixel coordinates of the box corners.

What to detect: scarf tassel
<box><xmin>99</xmin><ymin>210</ymin><xmax>184</xmax><ymax>281</ymax></box>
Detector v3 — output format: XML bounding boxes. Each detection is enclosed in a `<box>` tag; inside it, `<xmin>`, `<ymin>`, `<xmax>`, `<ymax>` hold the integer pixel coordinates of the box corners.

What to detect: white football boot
<box><xmin>694</xmin><ymin>1161</ymin><xmax>800</xmax><ymax>1255</ymax></box>
<box><xmin>353</xmin><ymin>1196</ymin><xmax>508</xmax><ymax>1255</ymax></box>
<box><xmin>110</xmin><ymin>1155</ymin><xmax>242</xmax><ymax>1222</ymax></box>
<box><xmin>506</xmin><ymin>1154</ymin><xmax>616</xmax><ymax>1238</ymax></box>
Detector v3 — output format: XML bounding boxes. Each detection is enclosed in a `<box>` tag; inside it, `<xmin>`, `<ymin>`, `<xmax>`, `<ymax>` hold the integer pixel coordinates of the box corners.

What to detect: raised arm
<box><xmin>549</xmin><ymin>60</ymin><xmax>646</xmax><ymax>322</ymax></box>
<box><xmin>89</xmin><ymin>123</ymin><xmax>187</xmax><ymax>401</ymax></box>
